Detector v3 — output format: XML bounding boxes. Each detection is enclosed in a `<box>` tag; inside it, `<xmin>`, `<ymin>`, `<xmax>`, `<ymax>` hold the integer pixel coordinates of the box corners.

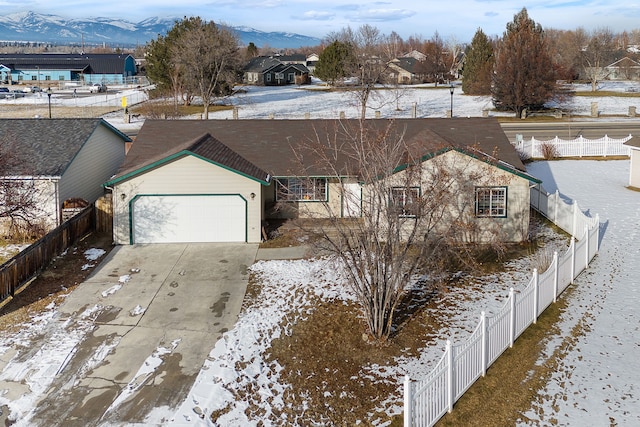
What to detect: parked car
<box><xmin>89</xmin><ymin>83</ymin><xmax>107</xmax><ymax>93</ymax></box>
<box><xmin>23</xmin><ymin>86</ymin><xmax>42</xmax><ymax>93</ymax></box>
<box><xmin>0</xmin><ymin>87</ymin><xmax>9</xmax><ymax>99</ymax></box>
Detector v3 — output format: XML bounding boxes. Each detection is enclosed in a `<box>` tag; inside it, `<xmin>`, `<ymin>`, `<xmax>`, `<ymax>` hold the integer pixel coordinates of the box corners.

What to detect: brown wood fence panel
<box><xmin>0</xmin><ymin>205</ymin><xmax>94</xmax><ymax>304</ymax></box>
<box><xmin>95</xmin><ymin>193</ymin><xmax>113</xmax><ymax>234</ymax></box>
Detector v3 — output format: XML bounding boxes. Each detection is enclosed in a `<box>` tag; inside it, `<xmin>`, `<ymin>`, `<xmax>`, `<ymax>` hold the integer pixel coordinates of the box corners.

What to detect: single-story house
<box><xmin>243</xmin><ymin>56</ymin><xmax>311</xmax><ymax>86</ymax></box>
<box><xmin>388</xmin><ymin>57</ymin><xmax>427</xmax><ymax>84</ymax></box>
<box><xmin>624</xmin><ymin>138</ymin><xmax>640</xmax><ymax>188</ymax></box>
<box><xmin>0</xmin><ymin>118</ymin><xmax>130</xmax><ymax>234</ymax></box>
<box><xmin>605</xmin><ymin>57</ymin><xmax>640</xmax><ymax>81</ymax></box>
<box><xmin>104</xmin><ymin>118</ymin><xmax>540</xmax><ymax>245</ymax></box>
<box><xmin>0</xmin><ymin>53</ymin><xmax>137</xmax><ymax>85</ymax></box>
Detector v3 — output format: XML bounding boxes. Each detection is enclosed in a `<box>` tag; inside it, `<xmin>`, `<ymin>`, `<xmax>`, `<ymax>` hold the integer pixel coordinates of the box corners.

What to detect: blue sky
<box><xmin>7</xmin><ymin>1</ymin><xmax>640</xmax><ymax>42</ymax></box>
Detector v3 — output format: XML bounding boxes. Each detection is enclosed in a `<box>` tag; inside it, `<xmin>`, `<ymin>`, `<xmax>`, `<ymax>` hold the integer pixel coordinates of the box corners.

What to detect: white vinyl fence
<box><xmin>515</xmin><ymin>134</ymin><xmax>632</xmax><ymax>159</ymax></box>
<box><xmin>403</xmin><ymin>184</ymin><xmax>600</xmax><ymax>427</ymax></box>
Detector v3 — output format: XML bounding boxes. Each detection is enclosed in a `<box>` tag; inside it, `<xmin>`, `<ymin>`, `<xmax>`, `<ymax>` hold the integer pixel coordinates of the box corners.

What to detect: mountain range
<box><xmin>0</xmin><ymin>12</ymin><xmax>321</xmax><ymax>49</ymax></box>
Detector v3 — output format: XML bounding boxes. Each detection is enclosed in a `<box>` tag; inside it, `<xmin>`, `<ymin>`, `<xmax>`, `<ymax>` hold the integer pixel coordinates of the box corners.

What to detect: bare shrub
<box><xmin>133</xmin><ymin>100</ymin><xmax>181</xmax><ymax>119</ymax></box>
<box><xmin>531</xmin><ymin>245</ymin><xmax>555</xmax><ymax>273</ymax></box>
<box><xmin>540</xmin><ymin>142</ymin><xmax>560</xmax><ymax>159</ymax></box>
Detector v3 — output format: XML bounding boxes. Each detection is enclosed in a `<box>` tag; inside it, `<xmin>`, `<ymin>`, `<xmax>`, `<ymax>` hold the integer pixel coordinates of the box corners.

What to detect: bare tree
<box><xmin>324</xmin><ymin>25</ymin><xmax>395</xmax><ymax>119</ymax></box>
<box><xmin>581</xmin><ymin>27</ymin><xmax>616</xmax><ymax>91</ymax></box>
<box><xmin>171</xmin><ymin>18</ymin><xmax>240</xmax><ymax>119</ymax></box>
<box><xmin>281</xmin><ymin>120</ymin><xmax>510</xmax><ymax>341</ymax></box>
<box><xmin>0</xmin><ymin>136</ymin><xmax>47</xmax><ymax>237</ymax></box>
<box><xmin>446</xmin><ymin>35</ymin><xmax>464</xmax><ymax>79</ymax></box>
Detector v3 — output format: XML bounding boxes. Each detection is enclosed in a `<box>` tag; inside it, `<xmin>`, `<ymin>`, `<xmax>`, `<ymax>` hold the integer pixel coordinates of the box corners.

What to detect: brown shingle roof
<box><xmin>113</xmin><ymin>118</ymin><xmax>526</xmax><ymax>182</ymax></box>
<box><xmin>109</xmin><ymin>132</ymin><xmax>270</xmax><ymax>184</ymax></box>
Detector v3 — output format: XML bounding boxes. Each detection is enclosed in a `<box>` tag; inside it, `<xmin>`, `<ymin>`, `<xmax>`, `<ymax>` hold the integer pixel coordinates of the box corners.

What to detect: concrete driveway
<box><xmin>22</xmin><ymin>243</ymin><xmax>258</xmax><ymax>426</ymax></box>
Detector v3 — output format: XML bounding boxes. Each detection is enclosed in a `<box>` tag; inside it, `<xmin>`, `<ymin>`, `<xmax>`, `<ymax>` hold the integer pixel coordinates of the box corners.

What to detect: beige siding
<box><xmin>112</xmin><ymin>155</ymin><xmax>263</xmax><ymax>244</ymax></box>
<box><xmin>59</xmin><ymin>125</ymin><xmax>126</xmax><ymax>205</ymax></box>
<box><xmin>368</xmin><ymin>150</ymin><xmax>531</xmax><ymax>243</ymax></box>
<box><xmin>265</xmin><ymin>179</ymin><xmax>349</xmax><ymax>219</ymax></box>
<box><xmin>629</xmin><ymin>148</ymin><xmax>640</xmax><ymax>188</ymax></box>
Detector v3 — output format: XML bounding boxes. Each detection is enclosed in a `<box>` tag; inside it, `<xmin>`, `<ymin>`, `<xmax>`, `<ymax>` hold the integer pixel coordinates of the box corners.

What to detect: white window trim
<box><xmin>475</xmin><ymin>186</ymin><xmax>507</xmax><ymax>218</ymax></box>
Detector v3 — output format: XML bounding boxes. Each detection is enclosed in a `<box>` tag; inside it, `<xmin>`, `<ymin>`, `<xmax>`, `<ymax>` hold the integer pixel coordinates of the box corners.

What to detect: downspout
<box><xmin>51</xmin><ymin>178</ymin><xmax>60</xmax><ymax>227</ymax></box>
<box><xmin>104</xmin><ymin>185</ymin><xmax>117</xmax><ymax>244</ymax></box>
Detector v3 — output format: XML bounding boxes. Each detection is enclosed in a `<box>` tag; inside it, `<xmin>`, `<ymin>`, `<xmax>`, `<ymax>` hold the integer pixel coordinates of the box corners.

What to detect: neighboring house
<box><xmin>403</xmin><ymin>50</ymin><xmax>427</xmax><ymax>61</ymax></box>
<box><xmin>306</xmin><ymin>53</ymin><xmax>319</xmax><ymax>74</ymax></box>
<box><xmin>605</xmin><ymin>57</ymin><xmax>640</xmax><ymax>80</ymax></box>
<box><xmin>0</xmin><ymin>118</ymin><xmax>130</xmax><ymax>233</ymax></box>
<box><xmin>388</xmin><ymin>57</ymin><xmax>426</xmax><ymax>84</ymax></box>
<box><xmin>0</xmin><ymin>53</ymin><xmax>137</xmax><ymax>85</ymax></box>
<box><xmin>624</xmin><ymin>138</ymin><xmax>640</xmax><ymax>188</ymax></box>
<box><xmin>243</xmin><ymin>56</ymin><xmax>311</xmax><ymax>86</ymax></box>
<box><xmin>105</xmin><ymin>118</ymin><xmax>539</xmax><ymax>245</ymax></box>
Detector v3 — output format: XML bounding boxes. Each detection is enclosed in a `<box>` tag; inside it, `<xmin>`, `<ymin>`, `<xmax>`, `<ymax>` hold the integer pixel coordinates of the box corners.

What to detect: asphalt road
<box><xmin>500</xmin><ymin>120</ymin><xmax>640</xmax><ymax>142</ymax></box>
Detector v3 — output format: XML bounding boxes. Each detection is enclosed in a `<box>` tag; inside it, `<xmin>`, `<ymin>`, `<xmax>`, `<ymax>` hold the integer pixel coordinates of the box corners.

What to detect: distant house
<box><xmin>605</xmin><ymin>57</ymin><xmax>640</xmax><ymax>80</ymax></box>
<box><xmin>105</xmin><ymin>118</ymin><xmax>539</xmax><ymax>245</ymax></box>
<box><xmin>243</xmin><ymin>56</ymin><xmax>311</xmax><ymax>86</ymax></box>
<box><xmin>388</xmin><ymin>57</ymin><xmax>427</xmax><ymax>84</ymax></box>
<box><xmin>0</xmin><ymin>53</ymin><xmax>137</xmax><ymax>85</ymax></box>
<box><xmin>0</xmin><ymin>118</ymin><xmax>130</xmax><ymax>234</ymax></box>
<box><xmin>624</xmin><ymin>138</ymin><xmax>640</xmax><ymax>188</ymax></box>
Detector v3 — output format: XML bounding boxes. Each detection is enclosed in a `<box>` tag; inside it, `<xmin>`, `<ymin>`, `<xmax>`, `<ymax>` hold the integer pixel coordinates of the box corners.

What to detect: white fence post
<box><xmin>446</xmin><ymin>340</ymin><xmax>454</xmax><ymax>413</ymax></box>
<box><xmin>404</xmin><ymin>375</ymin><xmax>412</xmax><ymax>427</ymax></box>
<box><xmin>585</xmin><ymin>224</ymin><xmax>590</xmax><ymax>268</ymax></box>
<box><xmin>531</xmin><ymin>136</ymin><xmax>536</xmax><ymax>158</ymax></box>
<box><xmin>509</xmin><ymin>288</ymin><xmax>516</xmax><ymax>348</ymax></box>
<box><xmin>572</xmin><ymin>200</ymin><xmax>578</xmax><ymax>237</ymax></box>
<box><xmin>570</xmin><ymin>237</ymin><xmax>576</xmax><ymax>284</ymax></box>
<box><xmin>553</xmin><ymin>251</ymin><xmax>559</xmax><ymax>303</ymax></box>
<box><xmin>481</xmin><ymin>311</ymin><xmax>487</xmax><ymax>377</ymax></box>
<box><xmin>533</xmin><ymin>268</ymin><xmax>539</xmax><ymax>322</ymax></box>
<box><xmin>604</xmin><ymin>135</ymin><xmax>609</xmax><ymax>157</ymax></box>
<box><xmin>595</xmin><ymin>213</ymin><xmax>600</xmax><ymax>255</ymax></box>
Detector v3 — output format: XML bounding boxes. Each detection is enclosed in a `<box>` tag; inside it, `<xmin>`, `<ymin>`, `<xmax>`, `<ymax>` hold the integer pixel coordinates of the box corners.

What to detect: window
<box><xmin>288</xmin><ymin>73</ymin><xmax>295</xmax><ymax>82</ymax></box>
<box><xmin>390</xmin><ymin>187</ymin><xmax>420</xmax><ymax>217</ymax></box>
<box><xmin>266</xmin><ymin>74</ymin><xmax>271</xmax><ymax>82</ymax></box>
<box><xmin>475</xmin><ymin>187</ymin><xmax>507</xmax><ymax>217</ymax></box>
<box><xmin>276</xmin><ymin>178</ymin><xmax>327</xmax><ymax>202</ymax></box>
<box><xmin>31</xmin><ymin>76</ymin><xmax>37</xmax><ymax>81</ymax></box>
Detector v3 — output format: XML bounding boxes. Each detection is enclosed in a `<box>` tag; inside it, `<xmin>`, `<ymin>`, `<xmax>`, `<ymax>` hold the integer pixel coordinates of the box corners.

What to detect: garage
<box><xmin>131</xmin><ymin>194</ymin><xmax>247</xmax><ymax>243</ymax></box>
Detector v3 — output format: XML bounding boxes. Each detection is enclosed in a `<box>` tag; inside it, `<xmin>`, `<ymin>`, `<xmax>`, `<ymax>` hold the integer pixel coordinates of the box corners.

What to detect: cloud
<box><xmin>349</xmin><ymin>8</ymin><xmax>416</xmax><ymax>22</ymax></box>
<box><xmin>299</xmin><ymin>10</ymin><xmax>335</xmax><ymax>21</ymax></box>
<box><xmin>484</xmin><ymin>11</ymin><xmax>499</xmax><ymax>17</ymax></box>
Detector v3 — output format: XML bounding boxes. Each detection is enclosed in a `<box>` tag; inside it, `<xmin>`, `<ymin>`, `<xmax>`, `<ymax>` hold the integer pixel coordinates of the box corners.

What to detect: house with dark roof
<box><xmin>104</xmin><ymin>118</ymin><xmax>540</xmax><ymax>245</ymax></box>
<box><xmin>0</xmin><ymin>53</ymin><xmax>137</xmax><ymax>85</ymax></box>
<box><xmin>0</xmin><ymin>118</ymin><xmax>131</xmax><ymax>233</ymax></box>
<box><xmin>388</xmin><ymin>57</ymin><xmax>427</xmax><ymax>84</ymax></box>
<box><xmin>243</xmin><ymin>56</ymin><xmax>311</xmax><ymax>86</ymax></box>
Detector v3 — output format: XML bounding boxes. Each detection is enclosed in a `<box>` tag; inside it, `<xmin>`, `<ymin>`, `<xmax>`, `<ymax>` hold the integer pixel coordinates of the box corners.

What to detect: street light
<box><xmin>449</xmin><ymin>84</ymin><xmax>454</xmax><ymax>118</ymax></box>
<box><xmin>47</xmin><ymin>87</ymin><xmax>52</xmax><ymax>119</ymax></box>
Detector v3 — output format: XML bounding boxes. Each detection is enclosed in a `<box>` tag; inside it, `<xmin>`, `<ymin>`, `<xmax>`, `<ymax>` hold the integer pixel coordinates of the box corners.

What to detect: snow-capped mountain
<box><xmin>0</xmin><ymin>12</ymin><xmax>321</xmax><ymax>48</ymax></box>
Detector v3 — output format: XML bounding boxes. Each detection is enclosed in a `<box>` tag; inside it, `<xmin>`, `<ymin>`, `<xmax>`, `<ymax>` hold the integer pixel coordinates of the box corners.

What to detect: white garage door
<box><xmin>132</xmin><ymin>195</ymin><xmax>246</xmax><ymax>243</ymax></box>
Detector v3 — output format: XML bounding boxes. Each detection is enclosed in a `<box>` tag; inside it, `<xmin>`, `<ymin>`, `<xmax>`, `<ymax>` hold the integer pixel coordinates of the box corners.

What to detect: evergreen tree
<box><xmin>245</xmin><ymin>42</ymin><xmax>259</xmax><ymax>60</ymax></box>
<box><xmin>492</xmin><ymin>8</ymin><xmax>556</xmax><ymax>117</ymax></box>
<box><xmin>462</xmin><ymin>28</ymin><xmax>494</xmax><ymax>95</ymax></box>
<box><xmin>314</xmin><ymin>40</ymin><xmax>355</xmax><ymax>86</ymax></box>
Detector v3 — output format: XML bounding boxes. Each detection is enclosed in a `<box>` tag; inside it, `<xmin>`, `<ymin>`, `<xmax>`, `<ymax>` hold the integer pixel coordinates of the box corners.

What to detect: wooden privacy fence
<box><xmin>404</xmin><ymin>184</ymin><xmax>600</xmax><ymax>427</ymax></box>
<box><xmin>0</xmin><ymin>205</ymin><xmax>94</xmax><ymax>304</ymax></box>
<box><xmin>514</xmin><ymin>134</ymin><xmax>632</xmax><ymax>159</ymax></box>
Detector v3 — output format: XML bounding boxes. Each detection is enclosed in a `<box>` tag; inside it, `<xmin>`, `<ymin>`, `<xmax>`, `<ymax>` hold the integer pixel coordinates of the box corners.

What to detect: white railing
<box><xmin>515</xmin><ymin>134</ymin><xmax>632</xmax><ymax>159</ymax></box>
<box><xmin>404</xmin><ymin>183</ymin><xmax>600</xmax><ymax>427</ymax></box>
